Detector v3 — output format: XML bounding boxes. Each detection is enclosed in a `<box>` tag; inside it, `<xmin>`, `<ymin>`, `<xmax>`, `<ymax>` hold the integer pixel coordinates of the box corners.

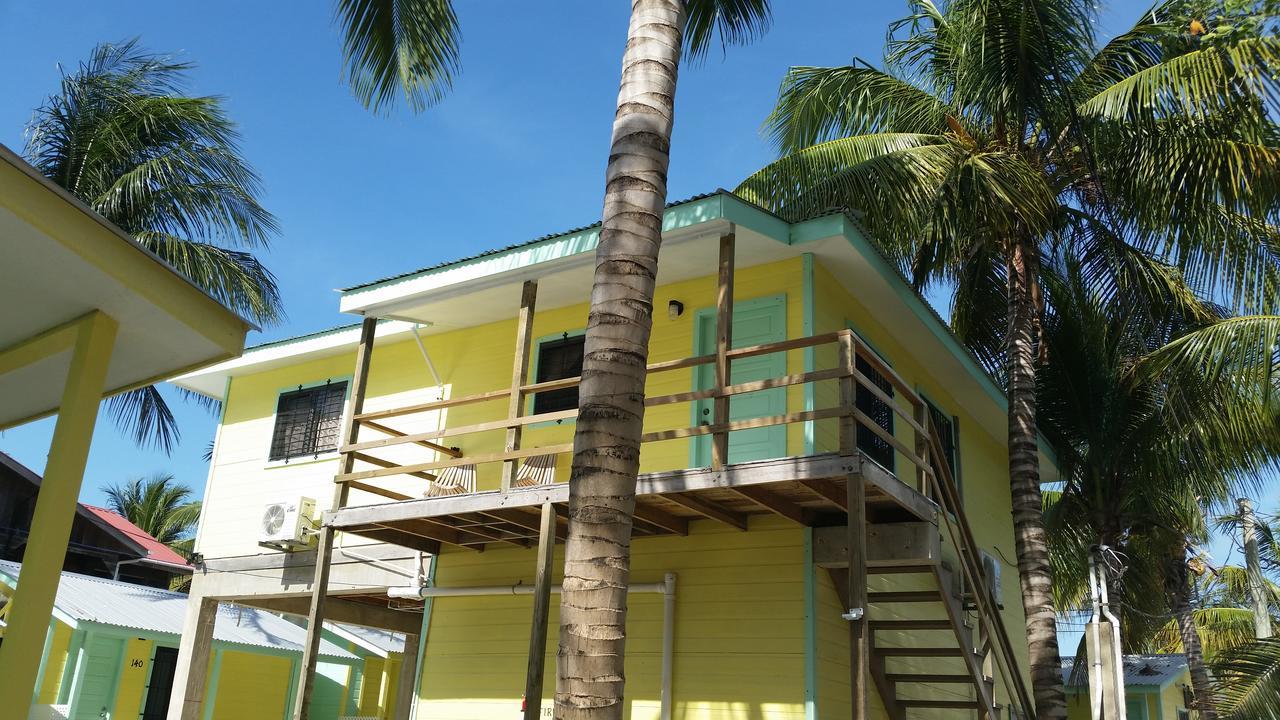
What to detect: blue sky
<box><xmin>4</xmin><ymin>0</ymin><xmax>1263</xmax><ymax>588</ymax></box>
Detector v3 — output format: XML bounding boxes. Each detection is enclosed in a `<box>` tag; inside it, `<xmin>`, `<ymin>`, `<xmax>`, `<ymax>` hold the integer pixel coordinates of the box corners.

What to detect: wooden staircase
<box><xmin>819</xmin><ymin>422</ymin><xmax>1035</xmax><ymax>719</ymax></box>
<box><xmin>863</xmin><ymin>564</ymin><xmax>999</xmax><ymax>720</ymax></box>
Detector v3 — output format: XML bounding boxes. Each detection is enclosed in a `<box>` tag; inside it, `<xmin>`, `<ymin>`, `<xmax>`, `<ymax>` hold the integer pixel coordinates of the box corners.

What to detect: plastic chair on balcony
<box><xmin>424</xmin><ymin>463</ymin><xmax>476</xmax><ymax>497</ymax></box>
<box><xmin>513</xmin><ymin>453</ymin><xmax>558</xmax><ymax>488</ymax></box>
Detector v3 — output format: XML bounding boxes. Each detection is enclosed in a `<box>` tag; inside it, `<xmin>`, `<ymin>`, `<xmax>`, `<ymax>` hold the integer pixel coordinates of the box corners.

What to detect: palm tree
<box><xmin>24</xmin><ymin>40</ymin><xmax>281</xmax><ymax>453</ymax></box>
<box><xmin>330</xmin><ymin>2</ymin><xmax>771</xmax><ymax>716</ymax></box>
<box><xmin>104</xmin><ymin>473</ymin><xmax>202</xmax><ymax>556</ymax></box>
<box><xmin>1036</xmin><ymin>255</ymin><xmax>1280</xmax><ymax>719</ymax></box>
<box><xmin>736</xmin><ymin>1</ymin><xmax>1280</xmax><ymax>714</ymax></box>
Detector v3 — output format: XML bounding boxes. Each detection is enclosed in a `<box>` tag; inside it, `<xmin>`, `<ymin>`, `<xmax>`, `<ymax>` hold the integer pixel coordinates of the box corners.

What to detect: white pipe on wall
<box><xmin>388</xmin><ymin>574</ymin><xmax>678</xmax><ymax>719</ymax></box>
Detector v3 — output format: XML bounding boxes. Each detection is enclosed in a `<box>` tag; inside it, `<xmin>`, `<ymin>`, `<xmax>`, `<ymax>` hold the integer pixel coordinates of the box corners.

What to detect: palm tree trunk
<box><xmin>1006</xmin><ymin>242</ymin><xmax>1068</xmax><ymax>720</ymax></box>
<box><xmin>1167</xmin><ymin>554</ymin><xmax>1217</xmax><ymax>720</ymax></box>
<box><xmin>556</xmin><ymin>2</ymin><xmax>685</xmax><ymax>718</ymax></box>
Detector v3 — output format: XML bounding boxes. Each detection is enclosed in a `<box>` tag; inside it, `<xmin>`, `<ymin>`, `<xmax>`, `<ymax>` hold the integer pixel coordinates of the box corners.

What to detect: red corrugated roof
<box><xmin>80</xmin><ymin>505</ymin><xmax>192</xmax><ymax>569</ymax></box>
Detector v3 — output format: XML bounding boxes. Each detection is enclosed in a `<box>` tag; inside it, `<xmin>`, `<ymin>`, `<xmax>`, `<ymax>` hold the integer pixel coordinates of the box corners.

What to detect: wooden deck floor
<box><xmin>326</xmin><ymin>452</ymin><xmax>939</xmax><ymax>553</ymax></box>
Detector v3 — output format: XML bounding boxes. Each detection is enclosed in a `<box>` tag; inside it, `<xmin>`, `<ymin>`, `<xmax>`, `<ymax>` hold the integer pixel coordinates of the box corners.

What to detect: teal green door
<box><xmin>693</xmin><ymin>295</ymin><xmax>788</xmax><ymax>466</ymax></box>
<box><xmin>71</xmin><ymin>634</ymin><xmax>124</xmax><ymax>719</ymax></box>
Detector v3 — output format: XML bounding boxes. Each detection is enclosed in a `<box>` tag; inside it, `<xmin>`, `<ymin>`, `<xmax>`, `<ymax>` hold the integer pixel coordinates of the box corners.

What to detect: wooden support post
<box><xmin>293</xmin><ymin>316</ymin><xmax>377</xmax><ymax>720</ymax></box>
<box><xmin>847</xmin><ymin>470</ymin><xmax>869</xmax><ymax>720</ymax></box>
<box><xmin>171</xmin><ymin>595</ymin><xmax>218</xmax><ymax>720</ymax></box>
<box><xmin>523</xmin><ymin>502</ymin><xmax>557</xmax><ymax>719</ymax></box>
<box><xmin>394</xmin><ymin>632</ymin><xmax>420</xmax><ymax>720</ymax></box>
<box><xmin>712</xmin><ymin>231</ymin><xmax>735</xmax><ymax>469</ymax></box>
<box><xmin>838</xmin><ymin>332</ymin><xmax>856</xmax><ymax>455</ymax></box>
<box><xmin>913</xmin><ymin>402</ymin><xmax>929</xmax><ymax>497</ymax></box>
<box><xmin>503</xmin><ymin>281</ymin><xmax>539</xmax><ymax>491</ymax></box>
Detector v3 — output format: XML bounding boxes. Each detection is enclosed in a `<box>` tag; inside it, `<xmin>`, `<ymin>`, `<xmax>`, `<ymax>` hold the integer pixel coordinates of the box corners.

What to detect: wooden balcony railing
<box><xmin>331</xmin><ymin>328</ymin><xmax>936</xmax><ymax>498</ymax></box>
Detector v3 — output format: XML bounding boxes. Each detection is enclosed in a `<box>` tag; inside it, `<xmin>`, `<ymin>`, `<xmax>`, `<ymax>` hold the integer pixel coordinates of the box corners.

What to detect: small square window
<box><xmin>269</xmin><ymin>382</ymin><xmax>347</xmax><ymax>461</ymax></box>
<box><xmin>532</xmin><ymin>335</ymin><xmax>585</xmax><ymax>415</ymax></box>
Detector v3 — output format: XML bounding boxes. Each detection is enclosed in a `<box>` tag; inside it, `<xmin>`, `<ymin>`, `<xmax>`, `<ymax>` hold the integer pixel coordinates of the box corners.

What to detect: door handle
<box><xmin>701</xmin><ymin>407</ymin><xmax>711</xmax><ymax>416</ymax></box>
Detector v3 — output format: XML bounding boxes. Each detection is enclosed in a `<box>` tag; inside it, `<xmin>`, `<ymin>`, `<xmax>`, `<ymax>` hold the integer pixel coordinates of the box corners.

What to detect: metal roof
<box><xmin>0</xmin><ymin>560</ymin><xmax>355</xmax><ymax>660</ymax></box>
<box><xmin>329</xmin><ymin>622</ymin><xmax>406</xmax><ymax>656</ymax></box>
<box><xmin>339</xmin><ymin>190</ymin><xmax>724</xmax><ymax>293</ymax></box>
<box><xmin>1061</xmin><ymin>654</ymin><xmax>1189</xmax><ymax>689</ymax></box>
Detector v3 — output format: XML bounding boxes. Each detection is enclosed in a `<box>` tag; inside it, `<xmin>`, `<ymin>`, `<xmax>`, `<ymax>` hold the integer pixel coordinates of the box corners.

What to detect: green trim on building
<box><xmin>803</xmin><ymin>527</ymin><xmax>818</xmax><ymax>720</ymax></box>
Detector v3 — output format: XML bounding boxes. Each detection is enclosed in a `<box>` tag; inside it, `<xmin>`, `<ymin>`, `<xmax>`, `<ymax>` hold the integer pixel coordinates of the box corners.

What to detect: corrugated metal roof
<box><xmin>330</xmin><ymin>622</ymin><xmax>406</xmax><ymax>655</ymax></box>
<box><xmin>80</xmin><ymin>505</ymin><xmax>192</xmax><ymax>569</ymax></box>
<box><xmin>0</xmin><ymin>560</ymin><xmax>355</xmax><ymax>660</ymax></box>
<box><xmin>339</xmin><ymin>190</ymin><xmax>725</xmax><ymax>293</ymax></box>
<box><xmin>1061</xmin><ymin>654</ymin><xmax>1188</xmax><ymax>688</ymax></box>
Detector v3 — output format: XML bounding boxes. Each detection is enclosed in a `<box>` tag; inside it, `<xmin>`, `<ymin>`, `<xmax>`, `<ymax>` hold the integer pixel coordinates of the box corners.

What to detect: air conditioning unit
<box><xmin>958</xmin><ymin>551</ymin><xmax>1005</xmax><ymax>611</ymax></box>
<box><xmin>258</xmin><ymin>497</ymin><xmax>318</xmax><ymax>551</ymax></box>
<box><xmin>981</xmin><ymin>550</ymin><xmax>1004</xmax><ymax>609</ymax></box>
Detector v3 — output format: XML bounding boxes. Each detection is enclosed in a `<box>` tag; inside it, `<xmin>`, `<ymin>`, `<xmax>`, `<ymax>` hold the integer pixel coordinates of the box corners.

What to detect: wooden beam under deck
<box><xmin>326</xmin><ymin>453</ymin><xmax>940</xmax><ymax>551</ymax></box>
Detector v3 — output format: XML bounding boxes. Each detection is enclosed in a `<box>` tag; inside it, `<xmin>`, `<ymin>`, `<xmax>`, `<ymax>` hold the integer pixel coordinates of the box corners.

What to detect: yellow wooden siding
<box><xmin>35</xmin><ymin>621</ymin><xmax>71</xmax><ymax>703</ymax></box>
<box><xmin>416</xmin><ymin>515</ymin><xmax>806</xmax><ymax>720</ymax></box>
<box><xmin>357</xmin><ymin>655</ymin><xmax>403</xmax><ymax>719</ymax></box>
<box><xmin>211</xmin><ymin>649</ymin><xmax>292</xmax><ymax>720</ymax></box>
<box><xmin>202</xmin><ymin>258</ymin><xmax>805</xmax><ymax>559</ymax></box>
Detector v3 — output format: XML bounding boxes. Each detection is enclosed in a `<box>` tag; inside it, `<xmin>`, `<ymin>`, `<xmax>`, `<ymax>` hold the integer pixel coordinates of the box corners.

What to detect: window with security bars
<box><xmin>532</xmin><ymin>335</ymin><xmax>585</xmax><ymax>415</ymax></box>
<box><xmin>926</xmin><ymin>399</ymin><xmax>960</xmax><ymax>495</ymax></box>
<box><xmin>856</xmin><ymin>354</ymin><xmax>895</xmax><ymax>472</ymax></box>
<box><xmin>268</xmin><ymin>381</ymin><xmax>348</xmax><ymax>461</ymax></box>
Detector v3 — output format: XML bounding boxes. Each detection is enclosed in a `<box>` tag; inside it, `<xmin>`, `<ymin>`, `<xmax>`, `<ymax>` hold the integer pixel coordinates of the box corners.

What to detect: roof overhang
<box><xmin>0</xmin><ymin>144</ymin><xmax>253</xmax><ymax>429</ymax></box>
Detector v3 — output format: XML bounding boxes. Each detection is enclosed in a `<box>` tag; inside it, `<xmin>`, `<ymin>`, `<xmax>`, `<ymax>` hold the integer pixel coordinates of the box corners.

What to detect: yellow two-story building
<box><xmin>171</xmin><ymin>191</ymin><xmax>1056</xmax><ymax>720</ymax></box>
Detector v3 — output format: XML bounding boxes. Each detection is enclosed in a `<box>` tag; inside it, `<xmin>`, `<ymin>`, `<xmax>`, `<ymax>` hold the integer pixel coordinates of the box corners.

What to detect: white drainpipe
<box><xmin>389</xmin><ymin>572</ymin><xmax>678</xmax><ymax>718</ymax></box>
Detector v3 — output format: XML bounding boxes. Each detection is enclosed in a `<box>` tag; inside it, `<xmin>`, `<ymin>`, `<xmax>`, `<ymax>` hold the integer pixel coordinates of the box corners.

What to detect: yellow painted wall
<box><xmin>211</xmin><ymin>649</ymin><xmax>292</xmax><ymax>720</ymax></box>
<box><xmin>35</xmin><ymin>621</ymin><xmax>71</xmax><ymax>703</ymax></box>
<box><xmin>357</xmin><ymin>654</ymin><xmax>403</xmax><ymax>719</ymax></box>
<box><xmin>416</xmin><ymin>515</ymin><xmax>806</xmax><ymax>720</ymax></box>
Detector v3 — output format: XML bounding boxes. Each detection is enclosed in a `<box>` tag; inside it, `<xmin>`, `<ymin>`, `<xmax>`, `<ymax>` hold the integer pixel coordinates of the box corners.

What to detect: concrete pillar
<box><xmin>168</xmin><ymin>592</ymin><xmax>218</xmax><ymax>720</ymax></box>
<box><xmin>394</xmin><ymin>634</ymin><xmax>420</xmax><ymax>720</ymax></box>
<box><xmin>0</xmin><ymin>311</ymin><xmax>117</xmax><ymax>711</ymax></box>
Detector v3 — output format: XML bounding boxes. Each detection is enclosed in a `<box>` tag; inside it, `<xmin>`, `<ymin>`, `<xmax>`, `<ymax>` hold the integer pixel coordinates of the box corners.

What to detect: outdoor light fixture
<box><xmin>667</xmin><ymin>300</ymin><xmax>684</xmax><ymax>319</ymax></box>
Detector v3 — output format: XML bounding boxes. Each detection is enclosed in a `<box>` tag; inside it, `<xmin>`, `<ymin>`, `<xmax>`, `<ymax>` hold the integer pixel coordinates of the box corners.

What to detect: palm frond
<box><xmin>683</xmin><ymin>0</ymin><xmax>772</xmax><ymax>63</ymax></box>
<box><xmin>335</xmin><ymin>0</ymin><xmax>461</xmax><ymax>113</ymax></box>
<box><xmin>1214</xmin><ymin>637</ymin><xmax>1280</xmax><ymax>720</ymax></box>
<box><xmin>1152</xmin><ymin>606</ymin><xmax>1259</xmax><ymax>658</ymax></box>
<box><xmin>1079</xmin><ymin>37</ymin><xmax>1280</xmax><ymax>121</ymax></box>
<box><xmin>104</xmin><ymin>386</ymin><xmax>180</xmax><ymax>455</ymax></box>
<box><xmin>766</xmin><ymin>64</ymin><xmax>951</xmax><ymax>152</ymax></box>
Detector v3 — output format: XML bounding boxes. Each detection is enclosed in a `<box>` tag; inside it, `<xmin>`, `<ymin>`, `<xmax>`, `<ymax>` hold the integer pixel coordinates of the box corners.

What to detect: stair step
<box><xmin>870</xmin><ymin>620</ymin><xmax>953</xmax><ymax>631</ymax></box>
<box><xmin>875</xmin><ymin>647</ymin><xmax>964</xmax><ymax>657</ymax></box>
<box><xmin>885</xmin><ymin>673</ymin><xmax>977</xmax><ymax>685</ymax></box>
<box><xmin>899</xmin><ymin>700</ymin><xmax>986</xmax><ymax>710</ymax></box>
<box><xmin>868</xmin><ymin>591</ymin><xmax>942</xmax><ymax>603</ymax></box>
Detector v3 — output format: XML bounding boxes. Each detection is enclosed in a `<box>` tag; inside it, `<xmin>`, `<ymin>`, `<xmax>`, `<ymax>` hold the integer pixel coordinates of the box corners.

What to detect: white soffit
<box><xmin>0</xmin><ymin>146</ymin><xmax>251</xmax><ymax>428</ymax></box>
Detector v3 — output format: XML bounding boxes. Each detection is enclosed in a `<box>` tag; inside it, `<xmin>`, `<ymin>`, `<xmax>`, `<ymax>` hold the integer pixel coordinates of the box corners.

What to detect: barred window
<box><xmin>532</xmin><ymin>335</ymin><xmax>585</xmax><ymax>415</ymax></box>
<box><xmin>926</xmin><ymin>399</ymin><xmax>960</xmax><ymax>494</ymax></box>
<box><xmin>269</xmin><ymin>382</ymin><xmax>347</xmax><ymax>461</ymax></box>
<box><xmin>856</xmin><ymin>355</ymin><xmax>895</xmax><ymax>472</ymax></box>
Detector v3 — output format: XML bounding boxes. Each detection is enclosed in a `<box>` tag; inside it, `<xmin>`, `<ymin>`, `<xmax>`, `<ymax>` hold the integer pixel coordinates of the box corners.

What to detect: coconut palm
<box><xmin>24</xmin><ymin>40</ymin><xmax>281</xmax><ymax>453</ymax></box>
<box><xmin>104</xmin><ymin>473</ymin><xmax>202</xmax><ymax>556</ymax></box>
<box><xmin>736</xmin><ymin>1</ymin><xmax>1280</xmax><ymax>714</ymax></box>
<box><xmin>1036</xmin><ymin>254</ymin><xmax>1280</xmax><ymax>719</ymax></box>
<box><xmin>331</xmin><ymin>2</ymin><xmax>771</xmax><ymax>716</ymax></box>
